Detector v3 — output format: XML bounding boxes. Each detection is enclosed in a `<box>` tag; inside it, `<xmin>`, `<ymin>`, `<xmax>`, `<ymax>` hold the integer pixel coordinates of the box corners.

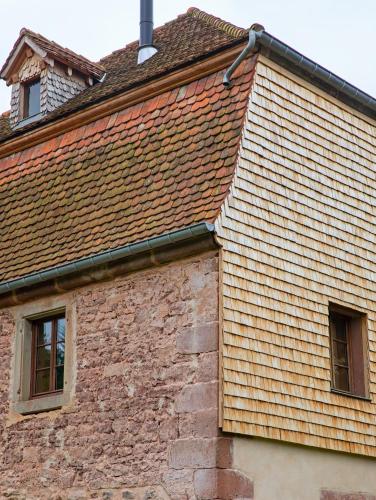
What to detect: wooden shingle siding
<box><xmin>216</xmin><ymin>56</ymin><xmax>376</xmax><ymax>456</ymax></box>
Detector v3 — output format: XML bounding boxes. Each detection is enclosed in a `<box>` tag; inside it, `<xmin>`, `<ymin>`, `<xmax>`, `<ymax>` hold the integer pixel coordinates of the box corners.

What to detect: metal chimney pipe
<box><xmin>138</xmin><ymin>0</ymin><xmax>158</xmax><ymax>64</ymax></box>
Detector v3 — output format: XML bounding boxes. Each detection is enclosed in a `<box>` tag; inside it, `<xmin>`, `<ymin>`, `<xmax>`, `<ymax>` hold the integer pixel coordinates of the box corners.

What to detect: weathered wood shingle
<box><xmin>216</xmin><ymin>56</ymin><xmax>376</xmax><ymax>457</ymax></box>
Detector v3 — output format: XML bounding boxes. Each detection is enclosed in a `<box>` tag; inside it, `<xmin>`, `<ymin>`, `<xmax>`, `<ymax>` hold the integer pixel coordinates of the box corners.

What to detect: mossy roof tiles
<box><xmin>0</xmin><ymin>9</ymin><xmax>254</xmax><ymax>282</ymax></box>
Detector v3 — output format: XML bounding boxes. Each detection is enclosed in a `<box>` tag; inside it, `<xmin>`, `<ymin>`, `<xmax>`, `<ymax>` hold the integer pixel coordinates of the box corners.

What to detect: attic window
<box><xmin>23</xmin><ymin>78</ymin><xmax>40</xmax><ymax>118</ymax></box>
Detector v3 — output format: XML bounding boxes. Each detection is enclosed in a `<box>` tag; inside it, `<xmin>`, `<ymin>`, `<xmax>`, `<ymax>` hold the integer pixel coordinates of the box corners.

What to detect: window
<box><xmin>30</xmin><ymin>315</ymin><xmax>65</xmax><ymax>398</ymax></box>
<box><xmin>329</xmin><ymin>304</ymin><xmax>369</xmax><ymax>398</ymax></box>
<box><xmin>11</xmin><ymin>299</ymin><xmax>75</xmax><ymax>415</ymax></box>
<box><xmin>23</xmin><ymin>78</ymin><xmax>40</xmax><ymax>118</ymax></box>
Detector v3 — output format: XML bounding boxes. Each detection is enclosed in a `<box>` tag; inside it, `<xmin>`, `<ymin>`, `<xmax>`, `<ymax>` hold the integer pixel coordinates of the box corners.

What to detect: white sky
<box><xmin>0</xmin><ymin>0</ymin><xmax>375</xmax><ymax>113</ymax></box>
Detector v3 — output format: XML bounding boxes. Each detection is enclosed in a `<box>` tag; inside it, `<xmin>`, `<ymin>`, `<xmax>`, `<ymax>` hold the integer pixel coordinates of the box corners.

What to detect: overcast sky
<box><xmin>0</xmin><ymin>0</ymin><xmax>375</xmax><ymax>113</ymax></box>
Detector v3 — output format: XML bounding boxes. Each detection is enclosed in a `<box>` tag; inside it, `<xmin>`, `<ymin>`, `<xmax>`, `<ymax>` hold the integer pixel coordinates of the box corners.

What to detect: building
<box><xmin>0</xmin><ymin>2</ymin><xmax>375</xmax><ymax>499</ymax></box>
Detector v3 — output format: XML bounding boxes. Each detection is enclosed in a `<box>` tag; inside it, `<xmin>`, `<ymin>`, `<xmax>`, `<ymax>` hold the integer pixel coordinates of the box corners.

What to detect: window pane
<box><xmin>37</xmin><ymin>345</ymin><xmax>51</xmax><ymax>369</ymax></box>
<box><xmin>332</xmin><ymin>316</ymin><xmax>347</xmax><ymax>341</ymax></box>
<box><xmin>56</xmin><ymin>342</ymin><xmax>65</xmax><ymax>366</ymax></box>
<box><xmin>26</xmin><ymin>80</ymin><xmax>40</xmax><ymax>117</ymax></box>
<box><xmin>35</xmin><ymin>369</ymin><xmax>50</xmax><ymax>394</ymax></box>
<box><xmin>333</xmin><ymin>340</ymin><xmax>349</xmax><ymax>366</ymax></box>
<box><xmin>37</xmin><ymin>320</ymin><xmax>52</xmax><ymax>345</ymax></box>
<box><xmin>55</xmin><ymin>366</ymin><xmax>64</xmax><ymax>391</ymax></box>
<box><xmin>334</xmin><ymin>365</ymin><xmax>350</xmax><ymax>392</ymax></box>
<box><xmin>57</xmin><ymin>318</ymin><xmax>65</xmax><ymax>342</ymax></box>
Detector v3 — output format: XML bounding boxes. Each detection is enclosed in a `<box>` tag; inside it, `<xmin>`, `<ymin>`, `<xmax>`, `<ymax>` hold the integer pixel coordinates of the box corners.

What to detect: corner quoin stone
<box><xmin>176</xmin><ymin>322</ymin><xmax>219</xmax><ymax>354</ymax></box>
<box><xmin>169</xmin><ymin>437</ymin><xmax>232</xmax><ymax>470</ymax></box>
<box><xmin>194</xmin><ymin>468</ymin><xmax>254</xmax><ymax>499</ymax></box>
<box><xmin>175</xmin><ymin>381</ymin><xmax>218</xmax><ymax>413</ymax></box>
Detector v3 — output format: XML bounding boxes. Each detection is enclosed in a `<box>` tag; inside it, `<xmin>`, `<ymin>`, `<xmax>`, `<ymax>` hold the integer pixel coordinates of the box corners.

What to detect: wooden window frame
<box><xmin>328</xmin><ymin>303</ymin><xmax>369</xmax><ymax>399</ymax></box>
<box><xmin>30</xmin><ymin>314</ymin><xmax>65</xmax><ymax>399</ymax></box>
<box><xmin>22</xmin><ymin>77</ymin><xmax>41</xmax><ymax>119</ymax></box>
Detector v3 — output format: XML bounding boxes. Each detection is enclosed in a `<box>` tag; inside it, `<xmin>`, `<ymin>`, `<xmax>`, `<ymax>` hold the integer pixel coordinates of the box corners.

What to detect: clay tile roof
<box><xmin>0</xmin><ymin>8</ymin><xmax>248</xmax><ymax>143</ymax></box>
<box><xmin>1</xmin><ymin>27</ymin><xmax>106</xmax><ymax>80</ymax></box>
<box><xmin>0</xmin><ymin>9</ymin><xmax>255</xmax><ymax>283</ymax></box>
<box><xmin>187</xmin><ymin>7</ymin><xmax>247</xmax><ymax>38</ymax></box>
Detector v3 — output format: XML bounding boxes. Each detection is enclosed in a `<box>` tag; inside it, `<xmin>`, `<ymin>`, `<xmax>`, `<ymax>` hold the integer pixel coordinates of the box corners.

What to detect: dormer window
<box><xmin>1</xmin><ymin>28</ymin><xmax>105</xmax><ymax>128</ymax></box>
<box><xmin>23</xmin><ymin>78</ymin><xmax>40</xmax><ymax>118</ymax></box>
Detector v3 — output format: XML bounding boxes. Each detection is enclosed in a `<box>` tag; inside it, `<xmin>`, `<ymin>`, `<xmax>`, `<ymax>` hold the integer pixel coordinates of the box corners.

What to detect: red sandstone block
<box><xmin>321</xmin><ymin>491</ymin><xmax>376</xmax><ymax>500</ymax></box>
<box><xmin>169</xmin><ymin>438</ymin><xmax>217</xmax><ymax>469</ymax></box>
<box><xmin>178</xmin><ymin>408</ymin><xmax>219</xmax><ymax>438</ymax></box>
<box><xmin>175</xmin><ymin>382</ymin><xmax>218</xmax><ymax>413</ymax></box>
<box><xmin>194</xmin><ymin>468</ymin><xmax>254</xmax><ymax>499</ymax></box>
<box><xmin>196</xmin><ymin>352</ymin><xmax>219</xmax><ymax>383</ymax></box>
<box><xmin>169</xmin><ymin>438</ymin><xmax>232</xmax><ymax>470</ymax></box>
<box><xmin>176</xmin><ymin>322</ymin><xmax>218</xmax><ymax>354</ymax></box>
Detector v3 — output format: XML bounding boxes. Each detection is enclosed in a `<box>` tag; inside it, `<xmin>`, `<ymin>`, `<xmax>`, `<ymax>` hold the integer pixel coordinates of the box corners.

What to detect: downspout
<box><xmin>223</xmin><ymin>28</ymin><xmax>261</xmax><ymax>87</ymax></box>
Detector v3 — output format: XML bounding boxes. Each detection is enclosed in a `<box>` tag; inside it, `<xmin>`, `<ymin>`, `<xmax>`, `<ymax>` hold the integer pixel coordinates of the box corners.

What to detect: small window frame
<box><xmin>328</xmin><ymin>303</ymin><xmax>370</xmax><ymax>400</ymax></box>
<box><xmin>11</xmin><ymin>299</ymin><xmax>75</xmax><ymax>416</ymax></box>
<box><xmin>22</xmin><ymin>76</ymin><xmax>41</xmax><ymax>119</ymax></box>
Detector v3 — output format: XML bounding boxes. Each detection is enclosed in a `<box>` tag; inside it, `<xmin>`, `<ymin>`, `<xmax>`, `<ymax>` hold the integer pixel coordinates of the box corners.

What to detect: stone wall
<box><xmin>0</xmin><ymin>252</ymin><xmax>251</xmax><ymax>499</ymax></box>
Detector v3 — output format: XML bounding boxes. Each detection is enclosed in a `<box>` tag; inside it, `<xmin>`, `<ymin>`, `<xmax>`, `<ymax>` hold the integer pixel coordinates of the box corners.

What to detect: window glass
<box><xmin>24</xmin><ymin>79</ymin><xmax>40</xmax><ymax>118</ymax></box>
<box><xmin>31</xmin><ymin>315</ymin><xmax>65</xmax><ymax>397</ymax></box>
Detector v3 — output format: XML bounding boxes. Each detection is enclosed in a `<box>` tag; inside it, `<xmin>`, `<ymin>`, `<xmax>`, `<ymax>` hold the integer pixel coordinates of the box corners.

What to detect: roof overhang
<box><xmin>257</xmin><ymin>29</ymin><xmax>376</xmax><ymax>119</ymax></box>
<box><xmin>1</xmin><ymin>30</ymin><xmax>105</xmax><ymax>85</ymax></box>
<box><xmin>0</xmin><ymin>223</ymin><xmax>218</xmax><ymax>308</ymax></box>
<box><xmin>0</xmin><ymin>36</ymin><xmax>50</xmax><ymax>83</ymax></box>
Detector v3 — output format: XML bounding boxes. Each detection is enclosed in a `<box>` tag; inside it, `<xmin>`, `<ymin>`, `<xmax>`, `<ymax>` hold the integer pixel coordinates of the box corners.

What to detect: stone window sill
<box><xmin>13</xmin><ymin>392</ymin><xmax>70</xmax><ymax>415</ymax></box>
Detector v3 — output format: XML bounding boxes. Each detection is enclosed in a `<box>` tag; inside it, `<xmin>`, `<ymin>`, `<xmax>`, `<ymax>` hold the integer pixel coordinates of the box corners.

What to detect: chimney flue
<box><xmin>138</xmin><ymin>0</ymin><xmax>157</xmax><ymax>64</ymax></box>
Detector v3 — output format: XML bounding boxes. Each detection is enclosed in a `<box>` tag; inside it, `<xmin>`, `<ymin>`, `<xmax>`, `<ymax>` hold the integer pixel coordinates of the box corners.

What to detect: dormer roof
<box><xmin>0</xmin><ymin>28</ymin><xmax>106</xmax><ymax>84</ymax></box>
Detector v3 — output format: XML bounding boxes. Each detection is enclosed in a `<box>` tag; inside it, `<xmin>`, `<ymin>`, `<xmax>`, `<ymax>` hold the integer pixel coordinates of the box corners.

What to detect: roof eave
<box><xmin>0</xmin><ymin>223</ymin><xmax>218</xmax><ymax>307</ymax></box>
<box><xmin>1</xmin><ymin>32</ymin><xmax>105</xmax><ymax>83</ymax></box>
<box><xmin>257</xmin><ymin>30</ymin><xmax>376</xmax><ymax>119</ymax></box>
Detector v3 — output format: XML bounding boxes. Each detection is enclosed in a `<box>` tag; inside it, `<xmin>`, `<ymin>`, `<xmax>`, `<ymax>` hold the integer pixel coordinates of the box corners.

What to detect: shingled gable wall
<box><xmin>214</xmin><ymin>54</ymin><xmax>376</xmax><ymax>497</ymax></box>
<box><xmin>9</xmin><ymin>53</ymin><xmax>88</xmax><ymax>127</ymax></box>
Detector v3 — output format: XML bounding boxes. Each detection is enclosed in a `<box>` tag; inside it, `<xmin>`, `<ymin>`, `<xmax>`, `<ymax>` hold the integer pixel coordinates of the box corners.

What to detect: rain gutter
<box><xmin>0</xmin><ymin>222</ymin><xmax>217</xmax><ymax>307</ymax></box>
<box><xmin>224</xmin><ymin>27</ymin><xmax>376</xmax><ymax>119</ymax></box>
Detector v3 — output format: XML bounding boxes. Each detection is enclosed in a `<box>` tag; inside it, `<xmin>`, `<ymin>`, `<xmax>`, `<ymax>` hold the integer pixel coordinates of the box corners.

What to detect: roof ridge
<box><xmin>21</xmin><ymin>28</ymin><xmax>94</xmax><ymax>63</ymax></box>
<box><xmin>8</xmin><ymin>27</ymin><xmax>106</xmax><ymax>76</ymax></box>
<box><xmin>187</xmin><ymin>7</ymin><xmax>247</xmax><ymax>39</ymax></box>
